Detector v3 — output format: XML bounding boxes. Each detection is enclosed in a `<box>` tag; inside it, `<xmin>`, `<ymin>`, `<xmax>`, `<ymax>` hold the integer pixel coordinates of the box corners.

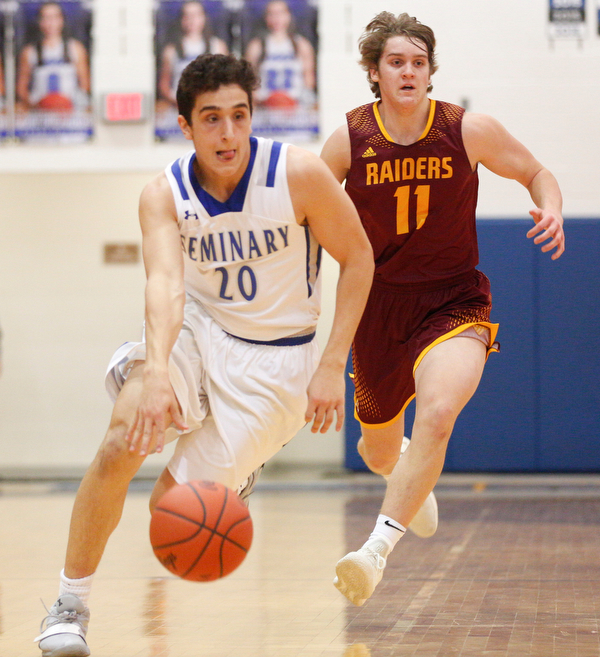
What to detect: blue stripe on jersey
<box><xmin>266</xmin><ymin>141</ymin><xmax>283</xmax><ymax>188</ymax></box>
<box><xmin>304</xmin><ymin>225</ymin><xmax>312</xmax><ymax>297</ymax></box>
<box><xmin>188</xmin><ymin>137</ymin><xmax>258</xmax><ymax>216</ymax></box>
<box><xmin>171</xmin><ymin>159</ymin><xmax>189</xmax><ymax>200</ymax></box>
<box><xmin>315</xmin><ymin>244</ymin><xmax>323</xmax><ymax>280</ymax></box>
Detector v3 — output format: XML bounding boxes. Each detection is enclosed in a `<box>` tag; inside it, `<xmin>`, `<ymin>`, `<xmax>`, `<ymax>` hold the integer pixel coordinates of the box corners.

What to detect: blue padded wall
<box><xmin>344</xmin><ymin>218</ymin><xmax>600</xmax><ymax>472</ymax></box>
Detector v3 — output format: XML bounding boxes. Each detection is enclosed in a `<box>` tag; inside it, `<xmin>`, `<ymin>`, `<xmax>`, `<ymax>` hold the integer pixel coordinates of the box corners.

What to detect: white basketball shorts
<box><xmin>105</xmin><ymin>297</ymin><xmax>320</xmax><ymax>490</ymax></box>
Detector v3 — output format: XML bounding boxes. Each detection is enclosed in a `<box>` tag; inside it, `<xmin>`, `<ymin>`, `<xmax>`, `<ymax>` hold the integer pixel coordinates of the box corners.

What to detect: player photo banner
<box><xmin>12</xmin><ymin>0</ymin><xmax>92</xmax><ymax>142</ymax></box>
<box><xmin>154</xmin><ymin>0</ymin><xmax>233</xmax><ymax>141</ymax></box>
<box><xmin>154</xmin><ymin>0</ymin><xmax>319</xmax><ymax>142</ymax></box>
<box><xmin>240</xmin><ymin>0</ymin><xmax>318</xmax><ymax>141</ymax></box>
<box><xmin>0</xmin><ymin>5</ymin><xmax>8</xmax><ymax>141</ymax></box>
<box><xmin>548</xmin><ymin>0</ymin><xmax>586</xmax><ymax>39</ymax></box>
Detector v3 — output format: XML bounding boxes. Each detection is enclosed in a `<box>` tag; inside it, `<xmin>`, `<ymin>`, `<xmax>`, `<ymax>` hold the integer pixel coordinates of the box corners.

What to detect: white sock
<box><xmin>59</xmin><ymin>569</ymin><xmax>94</xmax><ymax>606</ymax></box>
<box><xmin>365</xmin><ymin>514</ymin><xmax>406</xmax><ymax>558</ymax></box>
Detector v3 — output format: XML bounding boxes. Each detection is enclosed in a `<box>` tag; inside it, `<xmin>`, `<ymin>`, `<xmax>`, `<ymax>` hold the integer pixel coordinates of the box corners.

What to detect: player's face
<box><xmin>39</xmin><ymin>4</ymin><xmax>64</xmax><ymax>38</ymax></box>
<box><xmin>265</xmin><ymin>1</ymin><xmax>292</xmax><ymax>33</ymax></box>
<box><xmin>181</xmin><ymin>2</ymin><xmax>206</xmax><ymax>36</ymax></box>
<box><xmin>371</xmin><ymin>36</ymin><xmax>431</xmax><ymax>107</ymax></box>
<box><xmin>178</xmin><ymin>84</ymin><xmax>253</xmax><ymax>181</ymax></box>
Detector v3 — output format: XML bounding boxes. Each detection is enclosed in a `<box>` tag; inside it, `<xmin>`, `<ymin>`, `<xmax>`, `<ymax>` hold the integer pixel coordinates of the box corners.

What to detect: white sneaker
<box><xmin>35</xmin><ymin>594</ymin><xmax>90</xmax><ymax>657</ymax></box>
<box><xmin>333</xmin><ymin>541</ymin><xmax>387</xmax><ymax>606</ymax></box>
<box><xmin>401</xmin><ymin>436</ymin><xmax>439</xmax><ymax>538</ymax></box>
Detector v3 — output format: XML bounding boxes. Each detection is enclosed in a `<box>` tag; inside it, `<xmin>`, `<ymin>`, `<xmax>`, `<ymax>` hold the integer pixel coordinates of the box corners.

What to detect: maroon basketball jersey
<box><xmin>345</xmin><ymin>100</ymin><xmax>479</xmax><ymax>285</ymax></box>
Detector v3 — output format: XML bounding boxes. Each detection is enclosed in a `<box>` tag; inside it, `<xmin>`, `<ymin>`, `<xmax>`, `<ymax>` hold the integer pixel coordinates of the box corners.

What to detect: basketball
<box><xmin>37</xmin><ymin>93</ymin><xmax>73</xmax><ymax>112</ymax></box>
<box><xmin>150</xmin><ymin>480</ymin><xmax>253</xmax><ymax>581</ymax></box>
<box><xmin>264</xmin><ymin>90</ymin><xmax>298</xmax><ymax>108</ymax></box>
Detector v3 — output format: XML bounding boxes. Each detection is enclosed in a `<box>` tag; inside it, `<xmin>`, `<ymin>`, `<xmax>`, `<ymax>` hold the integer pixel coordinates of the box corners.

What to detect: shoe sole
<box><xmin>41</xmin><ymin>646</ymin><xmax>90</xmax><ymax>657</ymax></box>
<box><xmin>334</xmin><ymin>554</ymin><xmax>376</xmax><ymax>606</ymax></box>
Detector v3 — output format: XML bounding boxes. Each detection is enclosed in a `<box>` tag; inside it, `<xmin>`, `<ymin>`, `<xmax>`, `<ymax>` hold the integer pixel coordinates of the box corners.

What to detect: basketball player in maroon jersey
<box><xmin>321</xmin><ymin>12</ymin><xmax>565</xmax><ymax>606</ymax></box>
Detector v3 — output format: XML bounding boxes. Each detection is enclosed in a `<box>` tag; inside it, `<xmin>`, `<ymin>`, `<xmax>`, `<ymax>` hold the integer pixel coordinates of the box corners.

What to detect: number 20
<box><xmin>216</xmin><ymin>266</ymin><xmax>257</xmax><ymax>301</ymax></box>
<box><xmin>394</xmin><ymin>185</ymin><xmax>430</xmax><ymax>235</ymax></box>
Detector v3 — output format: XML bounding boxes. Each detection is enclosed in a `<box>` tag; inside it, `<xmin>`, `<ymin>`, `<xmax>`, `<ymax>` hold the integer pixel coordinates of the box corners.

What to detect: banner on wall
<box><xmin>0</xmin><ymin>0</ymin><xmax>93</xmax><ymax>143</ymax></box>
<box><xmin>548</xmin><ymin>0</ymin><xmax>586</xmax><ymax>39</ymax></box>
<box><xmin>154</xmin><ymin>0</ymin><xmax>233</xmax><ymax>141</ymax></box>
<box><xmin>0</xmin><ymin>7</ymin><xmax>8</xmax><ymax>142</ymax></box>
<box><xmin>154</xmin><ymin>0</ymin><xmax>319</xmax><ymax>142</ymax></box>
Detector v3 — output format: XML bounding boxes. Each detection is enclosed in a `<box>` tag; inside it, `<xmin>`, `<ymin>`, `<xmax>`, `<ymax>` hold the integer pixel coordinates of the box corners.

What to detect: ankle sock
<box><xmin>366</xmin><ymin>514</ymin><xmax>406</xmax><ymax>558</ymax></box>
<box><xmin>59</xmin><ymin>569</ymin><xmax>94</xmax><ymax>606</ymax></box>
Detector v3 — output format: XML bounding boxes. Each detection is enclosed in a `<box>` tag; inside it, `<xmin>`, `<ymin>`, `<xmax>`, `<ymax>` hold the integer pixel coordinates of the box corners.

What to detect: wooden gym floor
<box><xmin>2</xmin><ymin>471</ymin><xmax>600</xmax><ymax>657</ymax></box>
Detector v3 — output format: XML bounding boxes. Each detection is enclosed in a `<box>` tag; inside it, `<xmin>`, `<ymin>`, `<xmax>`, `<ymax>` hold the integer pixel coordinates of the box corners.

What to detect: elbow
<box><xmin>361</xmin><ymin>240</ymin><xmax>375</xmax><ymax>277</ymax></box>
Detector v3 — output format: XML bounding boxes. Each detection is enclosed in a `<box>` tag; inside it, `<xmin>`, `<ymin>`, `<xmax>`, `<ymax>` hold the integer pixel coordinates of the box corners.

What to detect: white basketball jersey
<box><xmin>257</xmin><ymin>35</ymin><xmax>304</xmax><ymax>102</ymax></box>
<box><xmin>28</xmin><ymin>41</ymin><xmax>79</xmax><ymax>104</ymax></box>
<box><xmin>165</xmin><ymin>137</ymin><xmax>322</xmax><ymax>342</ymax></box>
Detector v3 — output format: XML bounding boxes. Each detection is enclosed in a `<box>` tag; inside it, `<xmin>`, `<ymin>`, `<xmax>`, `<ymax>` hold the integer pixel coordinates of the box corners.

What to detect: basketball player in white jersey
<box><xmin>35</xmin><ymin>53</ymin><xmax>373</xmax><ymax>657</ymax></box>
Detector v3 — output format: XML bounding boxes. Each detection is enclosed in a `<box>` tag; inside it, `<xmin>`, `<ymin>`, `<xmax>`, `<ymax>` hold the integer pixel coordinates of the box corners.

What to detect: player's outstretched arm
<box><xmin>463</xmin><ymin>113</ymin><xmax>565</xmax><ymax>260</ymax></box>
<box><xmin>126</xmin><ymin>173</ymin><xmax>188</xmax><ymax>456</ymax></box>
<box><xmin>288</xmin><ymin>146</ymin><xmax>373</xmax><ymax>434</ymax></box>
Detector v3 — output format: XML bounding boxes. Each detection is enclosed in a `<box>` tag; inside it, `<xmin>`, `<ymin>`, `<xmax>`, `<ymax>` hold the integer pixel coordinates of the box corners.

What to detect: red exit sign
<box><xmin>103</xmin><ymin>93</ymin><xmax>147</xmax><ymax>122</ymax></box>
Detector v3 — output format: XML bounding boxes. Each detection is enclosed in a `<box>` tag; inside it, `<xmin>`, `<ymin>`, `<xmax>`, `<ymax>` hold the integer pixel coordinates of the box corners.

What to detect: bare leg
<box><xmin>357</xmin><ymin>415</ymin><xmax>405</xmax><ymax>476</ymax></box>
<box><xmin>381</xmin><ymin>337</ymin><xmax>487</xmax><ymax>524</ymax></box>
<box><xmin>149</xmin><ymin>467</ymin><xmax>178</xmax><ymax>514</ymax></box>
<box><xmin>334</xmin><ymin>337</ymin><xmax>487</xmax><ymax>606</ymax></box>
<box><xmin>64</xmin><ymin>364</ymin><xmax>149</xmax><ymax>579</ymax></box>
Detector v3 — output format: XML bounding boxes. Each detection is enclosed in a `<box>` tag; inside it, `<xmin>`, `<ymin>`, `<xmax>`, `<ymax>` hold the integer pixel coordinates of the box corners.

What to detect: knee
<box><xmin>358</xmin><ymin>436</ymin><xmax>399</xmax><ymax>475</ymax></box>
<box><xmin>94</xmin><ymin>417</ymin><xmax>137</xmax><ymax>477</ymax></box>
<box><xmin>416</xmin><ymin>402</ymin><xmax>457</xmax><ymax>444</ymax></box>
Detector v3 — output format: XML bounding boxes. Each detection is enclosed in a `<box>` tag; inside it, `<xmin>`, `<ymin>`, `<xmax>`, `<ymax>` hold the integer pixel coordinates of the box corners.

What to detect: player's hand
<box><xmin>126</xmin><ymin>371</ymin><xmax>188</xmax><ymax>456</ymax></box>
<box><xmin>527</xmin><ymin>208</ymin><xmax>565</xmax><ymax>260</ymax></box>
<box><xmin>305</xmin><ymin>364</ymin><xmax>345</xmax><ymax>434</ymax></box>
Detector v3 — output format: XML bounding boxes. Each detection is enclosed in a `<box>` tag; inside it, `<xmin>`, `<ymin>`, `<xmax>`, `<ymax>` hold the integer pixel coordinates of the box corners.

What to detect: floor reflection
<box><xmin>143</xmin><ymin>578</ymin><xmax>169</xmax><ymax>657</ymax></box>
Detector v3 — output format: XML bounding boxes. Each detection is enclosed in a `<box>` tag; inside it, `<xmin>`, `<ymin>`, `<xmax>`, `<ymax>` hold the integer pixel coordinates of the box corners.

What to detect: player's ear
<box><xmin>369</xmin><ymin>66</ymin><xmax>379</xmax><ymax>83</ymax></box>
<box><xmin>178</xmin><ymin>114</ymin><xmax>193</xmax><ymax>140</ymax></box>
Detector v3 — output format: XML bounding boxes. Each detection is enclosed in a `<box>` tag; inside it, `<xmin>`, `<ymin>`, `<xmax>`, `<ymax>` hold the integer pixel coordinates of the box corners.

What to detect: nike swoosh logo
<box><xmin>384</xmin><ymin>520</ymin><xmax>404</xmax><ymax>532</ymax></box>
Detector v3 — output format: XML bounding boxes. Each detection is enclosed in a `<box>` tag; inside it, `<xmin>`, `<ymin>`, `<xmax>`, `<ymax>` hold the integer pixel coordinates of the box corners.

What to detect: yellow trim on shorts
<box><xmin>373</xmin><ymin>99</ymin><xmax>436</xmax><ymax>143</ymax></box>
<box><xmin>353</xmin><ymin>321</ymin><xmax>499</xmax><ymax>430</ymax></box>
<box><xmin>355</xmin><ymin>392</ymin><xmax>416</xmax><ymax>430</ymax></box>
<box><xmin>413</xmin><ymin>321</ymin><xmax>500</xmax><ymax>375</ymax></box>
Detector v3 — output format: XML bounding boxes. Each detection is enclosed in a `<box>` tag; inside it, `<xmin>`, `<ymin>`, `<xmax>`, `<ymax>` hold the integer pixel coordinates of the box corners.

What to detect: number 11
<box><xmin>394</xmin><ymin>185</ymin><xmax>430</xmax><ymax>235</ymax></box>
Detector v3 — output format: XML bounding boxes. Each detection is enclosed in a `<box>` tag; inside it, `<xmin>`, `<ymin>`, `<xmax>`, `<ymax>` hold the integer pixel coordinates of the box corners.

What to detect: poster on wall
<box><xmin>0</xmin><ymin>6</ymin><xmax>8</xmax><ymax>141</ymax></box>
<box><xmin>240</xmin><ymin>0</ymin><xmax>318</xmax><ymax>140</ymax></box>
<box><xmin>154</xmin><ymin>0</ymin><xmax>319</xmax><ymax>142</ymax></box>
<box><xmin>548</xmin><ymin>0</ymin><xmax>586</xmax><ymax>39</ymax></box>
<box><xmin>13</xmin><ymin>0</ymin><xmax>92</xmax><ymax>142</ymax></box>
<box><xmin>154</xmin><ymin>0</ymin><xmax>233</xmax><ymax>141</ymax></box>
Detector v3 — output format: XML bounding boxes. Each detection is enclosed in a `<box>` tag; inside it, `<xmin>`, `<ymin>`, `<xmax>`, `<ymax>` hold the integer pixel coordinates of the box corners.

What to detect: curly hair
<box><xmin>359</xmin><ymin>12</ymin><xmax>438</xmax><ymax>98</ymax></box>
<box><xmin>177</xmin><ymin>54</ymin><xmax>259</xmax><ymax>123</ymax></box>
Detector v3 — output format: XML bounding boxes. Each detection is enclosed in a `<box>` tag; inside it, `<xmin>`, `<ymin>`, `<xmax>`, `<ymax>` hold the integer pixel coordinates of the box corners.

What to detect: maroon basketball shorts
<box><xmin>352</xmin><ymin>269</ymin><xmax>499</xmax><ymax>428</ymax></box>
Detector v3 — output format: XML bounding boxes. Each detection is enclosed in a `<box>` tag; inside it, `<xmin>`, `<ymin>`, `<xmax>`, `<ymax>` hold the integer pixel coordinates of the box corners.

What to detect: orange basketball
<box><xmin>150</xmin><ymin>480</ymin><xmax>253</xmax><ymax>581</ymax></box>
<box><xmin>264</xmin><ymin>90</ymin><xmax>298</xmax><ymax>108</ymax></box>
<box><xmin>37</xmin><ymin>93</ymin><xmax>73</xmax><ymax>111</ymax></box>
